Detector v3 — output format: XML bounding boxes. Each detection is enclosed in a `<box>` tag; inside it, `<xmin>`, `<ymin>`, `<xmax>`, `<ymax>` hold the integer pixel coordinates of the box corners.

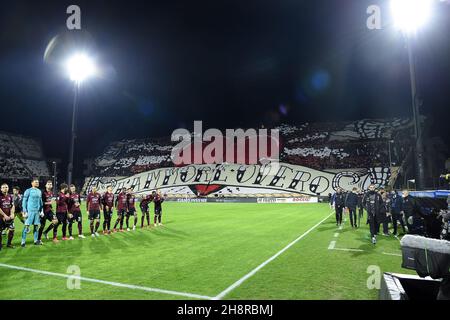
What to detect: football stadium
<box><xmin>0</xmin><ymin>0</ymin><xmax>450</xmax><ymax>308</ymax></box>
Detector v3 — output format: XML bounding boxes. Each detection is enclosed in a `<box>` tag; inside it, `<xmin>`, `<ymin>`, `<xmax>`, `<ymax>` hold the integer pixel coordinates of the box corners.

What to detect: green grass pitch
<box><xmin>0</xmin><ymin>202</ymin><xmax>415</xmax><ymax>300</ymax></box>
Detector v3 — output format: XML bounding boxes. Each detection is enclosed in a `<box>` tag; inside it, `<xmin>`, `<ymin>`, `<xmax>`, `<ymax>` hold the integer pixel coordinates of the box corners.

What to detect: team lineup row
<box><xmin>0</xmin><ymin>178</ymin><xmax>166</xmax><ymax>250</ymax></box>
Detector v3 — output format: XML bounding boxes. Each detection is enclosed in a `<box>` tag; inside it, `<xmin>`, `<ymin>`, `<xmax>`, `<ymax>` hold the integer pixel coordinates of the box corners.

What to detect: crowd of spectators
<box><xmin>0</xmin><ymin>132</ymin><xmax>50</xmax><ymax>179</ymax></box>
<box><xmin>89</xmin><ymin>118</ymin><xmax>414</xmax><ymax>176</ymax></box>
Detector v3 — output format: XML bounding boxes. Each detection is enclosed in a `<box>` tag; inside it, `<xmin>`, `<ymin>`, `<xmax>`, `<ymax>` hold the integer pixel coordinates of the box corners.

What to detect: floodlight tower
<box><xmin>65</xmin><ymin>53</ymin><xmax>97</xmax><ymax>186</ymax></box>
<box><xmin>390</xmin><ymin>0</ymin><xmax>432</xmax><ymax>189</ymax></box>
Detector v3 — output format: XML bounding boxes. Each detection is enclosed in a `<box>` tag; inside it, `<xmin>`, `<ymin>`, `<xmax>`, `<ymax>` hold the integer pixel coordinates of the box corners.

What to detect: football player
<box><xmin>102</xmin><ymin>186</ymin><xmax>115</xmax><ymax>234</ymax></box>
<box><xmin>39</xmin><ymin>180</ymin><xmax>57</xmax><ymax>242</ymax></box>
<box><xmin>125</xmin><ymin>188</ymin><xmax>138</xmax><ymax>231</ymax></box>
<box><xmin>68</xmin><ymin>184</ymin><xmax>85</xmax><ymax>239</ymax></box>
<box><xmin>53</xmin><ymin>184</ymin><xmax>70</xmax><ymax>242</ymax></box>
<box><xmin>86</xmin><ymin>186</ymin><xmax>102</xmax><ymax>237</ymax></box>
<box><xmin>0</xmin><ymin>183</ymin><xmax>15</xmax><ymax>249</ymax></box>
<box><xmin>113</xmin><ymin>187</ymin><xmax>127</xmax><ymax>232</ymax></box>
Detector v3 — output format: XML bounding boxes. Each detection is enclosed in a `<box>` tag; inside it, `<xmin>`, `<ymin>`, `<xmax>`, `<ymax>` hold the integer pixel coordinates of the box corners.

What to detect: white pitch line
<box><xmin>382</xmin><ymin>252</ymin><xmax>402</xmax><ymax>257</ymax></box>
<box><xmin>333</xmin><ymin>233</ymin><xmax>339</xmax><ymax>238</ymax></box>
<box><xmin>328</xmin><ymin>240</ymin><xmax>336</xmax><ymax>250</ymax></box>
<box><xmin>0</xmin><ymin>263</ymin><xmax>213</xmax><ymax>300</ymax></box>
<box><xmin>333</xmin><ymin>247</ymin><xmax>364</xmax><ymax>252</ymax></box>
<box><xmin>213</xmin><ymin>212</ymin><xmax>333</xmax><ymax>300</ymax></box>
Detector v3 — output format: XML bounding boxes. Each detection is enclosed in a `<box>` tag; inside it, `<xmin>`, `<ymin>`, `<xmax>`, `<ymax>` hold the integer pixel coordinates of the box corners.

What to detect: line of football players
<box><xmin>0</xmin><ymin>179</ymin><xmax>166</xmax><ymax>249</ymax></box>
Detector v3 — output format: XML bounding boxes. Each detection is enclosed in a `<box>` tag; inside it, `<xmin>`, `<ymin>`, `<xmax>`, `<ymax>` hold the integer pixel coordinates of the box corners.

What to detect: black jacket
<box><xmin>345</xmin><ymin>192</ymin><xmax>358</xmax><ymax>210</ymax></box>
<box><xmin>334</xmin><ymin>192</ymin><xmax>345</xmax><ymax>207</ymax></box>
<box><xmin>363</xmin><ymin>191</ymin><xmax>383</xmax><ymax>218</ymax></box>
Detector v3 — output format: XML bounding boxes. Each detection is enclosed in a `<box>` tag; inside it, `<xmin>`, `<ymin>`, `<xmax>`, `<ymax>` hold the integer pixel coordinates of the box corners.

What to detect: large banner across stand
<box><xmin>83</xmin><ymin>163</ymin><xmax>395</xmax><ymax>197</ymax></box>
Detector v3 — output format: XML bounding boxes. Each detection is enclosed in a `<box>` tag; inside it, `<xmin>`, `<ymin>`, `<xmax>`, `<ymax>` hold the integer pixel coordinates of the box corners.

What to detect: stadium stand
<box><xmin>89</xmin><ymin>118</ymin><xmax>414</xmax><ymax>177</ymax></box>
<box><xmin>0</xmin><ymin>132</ymin><xmax>50</xmax><ymax>179</ymax></box>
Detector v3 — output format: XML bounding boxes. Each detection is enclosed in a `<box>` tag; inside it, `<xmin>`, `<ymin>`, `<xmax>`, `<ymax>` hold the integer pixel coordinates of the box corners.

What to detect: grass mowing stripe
<box><xmin>213</xmin><ymin>212</ymin><xmax>333</xmax><ymax>300</ymax></box>
<box><xmin>0</xmin><ymin>263</ymin><xmax>213</xmax><ymax>300</ymax></box>
<box><xmin>328</xmin><ymin>241</ymin><xmax>336</xmax><ymax>250</ymax></box>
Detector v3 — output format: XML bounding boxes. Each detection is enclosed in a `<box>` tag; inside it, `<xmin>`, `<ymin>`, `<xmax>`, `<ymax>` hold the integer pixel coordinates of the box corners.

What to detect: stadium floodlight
<box><xmin>389</xmin><ymin>0</ymin><xmax>433</xmax><ymax>189</ymax></box>
<box><xmin>65</xmin><ymin>53</ymin><xmax>97</xmax><ymax>84</ymax></box>
<box><xmin>390</xmin><ymin>0</ymin><xmax>432</xmax><ymax>34</ymax></box>
<box><xmin>64</xmin><ymin>52</ymin><xmax>98</xmax><ymax>185</ymax></box>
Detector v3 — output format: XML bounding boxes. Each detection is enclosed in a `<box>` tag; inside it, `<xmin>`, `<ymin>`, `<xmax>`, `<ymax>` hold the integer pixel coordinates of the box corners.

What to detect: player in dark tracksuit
<box><xmin>345</xmin><ymin>188</ymin><xmax>359</xmax><ymax>228</ymax></box>
<box><xmin>333</xmin><ymin>189</ymin><xmax>345</xmax><ymax>226</ymax></box>
<box><xmin>378</xmin><ymin>190</ymin><xmax>390</xmax><ymax>236</ymax></box>
<box><xmin>153</xmin><ymin>191</ymin><xmax>165</xmax><ymax>227</ymax></box>
<box><xmin>357</xmin><ymin>191</ymin><xmax>365</xmax><ymax>227</ymax></box>
<box><xmin>102</xmin><ymin>186</ymin><xmax>115</xmax><ymax>234</ymax></box>
<box><xmin>400</xmin><ymin>190</ymin><xmax>422</xmax><ymax>234</ymax></box>
<box><xmin>140</xmin><ymin>194</ymin><xmax>153</xmax><ymax>228</ymax></box>
<box><xmin>389</xmin><ymin>191</ymin><xmax>406</xmax><ymax>236</ymax></box>
<box><xmin>363</xmin><ymin>184</ymin><xmax>384</xmax><ymax>244</ymax></box>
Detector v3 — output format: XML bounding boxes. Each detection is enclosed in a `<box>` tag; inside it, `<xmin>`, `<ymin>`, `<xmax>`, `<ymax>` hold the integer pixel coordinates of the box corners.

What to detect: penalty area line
<box><xmin>0</xmin><ymin>263</ymin><xmax>213</xmax><ymax>300</ymax></box>
<box><xmin>213</xmin><ymin>212</ymin><xmax>334</xmax><ymax>300</ymax></box>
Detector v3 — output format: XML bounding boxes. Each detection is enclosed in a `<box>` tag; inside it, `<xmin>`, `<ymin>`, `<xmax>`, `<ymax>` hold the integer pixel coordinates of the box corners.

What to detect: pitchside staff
<box><xmin>344</xmin><ymin>187</ymin><xmax>358</xmax><ymax>228</ymax></box>
<box><xmin>390</xmin><ymin>190</ymin><xmax>407</xmax><ymax>236</ymax></box>
<box><xmin>363</xmin><ymin>184</ymin><xmax>383</xmax><ymax>244</ymax></box>
<box><xmin>331</xmin><ymin>188</ymin><xmax>345</xmax><ymax>226</ymax></box>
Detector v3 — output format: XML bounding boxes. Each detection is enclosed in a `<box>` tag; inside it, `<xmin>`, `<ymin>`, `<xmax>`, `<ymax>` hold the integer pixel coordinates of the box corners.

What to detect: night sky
<box><xmin>0</xmin><ymin>0</ymin><xmax>449</xmax><ymax>177</ymax></box>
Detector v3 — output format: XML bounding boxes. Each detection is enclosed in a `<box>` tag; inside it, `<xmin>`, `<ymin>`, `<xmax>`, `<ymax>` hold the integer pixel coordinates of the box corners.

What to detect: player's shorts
<box><xmin>69</xmin><ymin>211</ymin><xmax>82</xmax><ymax>223</ymax></box>
<box><xmin>41</xmin><ymin>210</ymin><xmax>56</xmax><ymax>223</ymax></box>
<box><xmin>117</xmin><ymin>209</ymin><xmax>126</xmax><ymax>217</ymax></box>
<box><xmin>140</xmin><ymin>206</ymin><xmax>149</xmax><ymax>214</ymax></box>
<box><xmin>103</xmin><ymin>208</ymin><xmax>113</xmax><ymax>220</ymax></box>
<box><xmin>0</xmin><ymin>219</ymin><xmax>15</xmax><ymax>231</ymax></box>
<box><xmin>25</xmin><ymin>211</ymin><xmax>41</xmax><ymax>226</ymax></box>
<box><xmin>154</xmin><ymin>208</ymin><xmax>162</xmax><ymax>216</ymax></box>
<box><xmin>89</xmin><ymin>210</ymin><xmax>101</xmax><ymax>220</ymax></box>
<box><xmin>56</xmin><ymin>212</ymin><xmax>68</xmax><ymax>224</ymax></box>
<box><xmin>126</xmin><ymin>208</ymin><xmax>137</xmax><ymax>217</ymax></box>
<box><xmin>16</xmin><ymin>211</ymin><xmax>26</xmax><ymax>223</ymax></box>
